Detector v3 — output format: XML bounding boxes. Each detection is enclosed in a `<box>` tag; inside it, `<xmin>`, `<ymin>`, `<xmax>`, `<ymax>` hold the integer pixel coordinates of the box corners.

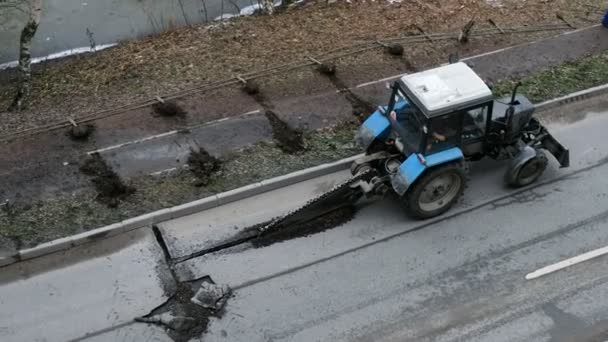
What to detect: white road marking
<box><xmin>87</xmin><ymin>109</ymin><xmax>261</xmax><ymax>155</ymax></box>
<box><xmin>87</xmin><ymin>130</ymin><xmax>179</xmax><ymax>155</ymax></box>
<box><xmin>525</xmin><ymin>245</ymin><xmax>608</xmax><ymax>280</ymax></box>
<box><xmin>356</xmin><ymin>74</ymin><xmax>408</xmax><ymax>88</ymax></box>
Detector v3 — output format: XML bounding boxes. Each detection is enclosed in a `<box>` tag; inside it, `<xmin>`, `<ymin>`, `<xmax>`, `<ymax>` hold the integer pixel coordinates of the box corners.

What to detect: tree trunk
<box><xmin>261</xmin><ymin>0</ymin><xmax>274</xmax><ymax>14</ymax></box>
<box><xmin>9</xmin><ymin>0</ymin><xmax>43</xmax><ymax>112</ymax></box>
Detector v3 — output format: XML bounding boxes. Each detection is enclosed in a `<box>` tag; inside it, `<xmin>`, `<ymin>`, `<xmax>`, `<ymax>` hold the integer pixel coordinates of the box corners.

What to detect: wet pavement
<box><xmin>0</xmin><ymin>228</ymin><xmax>172</xmax><ymax>342</ymax></box>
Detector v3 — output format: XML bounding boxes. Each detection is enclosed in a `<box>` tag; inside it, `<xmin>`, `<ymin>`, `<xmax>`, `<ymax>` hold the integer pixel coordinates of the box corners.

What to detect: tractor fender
<box><xmin>356</xmin><ymin>100</ymin><xmax>410</xmax><ymax>150</ymax></box>
<box><xmin>356</xmin><ymin>111</ymin><xmax>390</xmax><ymax>150</ymax></box>
<box><xmin>390</xmin><ymin>147</ymin><xmax>464</xmax><ymax>196</ymax></box>
<box><xmin>504</xmin><ymin>146</ymin><xmax>537</xmax><ymax>185</ymax></box>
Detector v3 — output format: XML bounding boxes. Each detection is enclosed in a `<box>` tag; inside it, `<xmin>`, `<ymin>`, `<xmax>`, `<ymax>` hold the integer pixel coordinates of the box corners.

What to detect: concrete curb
<box><xmin>0</xmin><ymin>154</ymin><xmax>362</xmax><ymax>268</ymax></box>
<box><xmin>534</xmin><ymin>83</ymin><xmax>608</xmax><ymax>113</ymax></box>
<box><xmin>2</xmin><ymin>82</ymin><xmax>608</xmax><ymax>268</ymax></box>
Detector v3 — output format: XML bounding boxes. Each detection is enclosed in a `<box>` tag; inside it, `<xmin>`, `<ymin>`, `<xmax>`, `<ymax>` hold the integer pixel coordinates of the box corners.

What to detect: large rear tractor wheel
<box><xmin>506</xmin><ymin>149</ymin><xmax>548</xmax><ymax>188</ymax></box>
<box><xmin>401</xmin><ymin>162</ymin><xmax>467</xmax><ymax>220</ymax></box>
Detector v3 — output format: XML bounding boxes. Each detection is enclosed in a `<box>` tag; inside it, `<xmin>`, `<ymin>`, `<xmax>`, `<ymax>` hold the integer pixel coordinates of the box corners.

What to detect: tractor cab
<box><xmin>358</xmin><ymin>62</ymin><xmax>568</xmax><ymax>166</ymax></box>
<box><xmin>357</xmin><ymin>62</ymin><xmax>495</xmax><ymax>158</ymax></box>
<box><xmin>354</xmin><ymin>62</ymin><xmax>569</xmax><ymax>219</ymax></box>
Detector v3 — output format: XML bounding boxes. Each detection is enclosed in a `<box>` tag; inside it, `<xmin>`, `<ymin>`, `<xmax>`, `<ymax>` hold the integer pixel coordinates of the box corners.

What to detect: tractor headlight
<box><xmin>390</xmin><ymin>172</ymin><xmax>409</xmax><ymax>196</ymax></box>
<box><xmin>355</xmin><ymin>126</ymin><xmax>376</xmax><ymax>150</ymax></box>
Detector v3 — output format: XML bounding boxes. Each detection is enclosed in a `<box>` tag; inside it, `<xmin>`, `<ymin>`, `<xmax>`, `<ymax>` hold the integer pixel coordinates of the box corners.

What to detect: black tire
<box><xmin>401</xmin><ymin>162</ymin><xmax>467</xmax><ymax>220</ymax></box>
<box><xmin>507</xmin><ymin>149</ymin><xmax>548</xmax><ymax>188</ymax></box>
<box><xmin>350</xmin><ymin>161</ymin><xmax>372</xmax><ymax>177</ymax></box>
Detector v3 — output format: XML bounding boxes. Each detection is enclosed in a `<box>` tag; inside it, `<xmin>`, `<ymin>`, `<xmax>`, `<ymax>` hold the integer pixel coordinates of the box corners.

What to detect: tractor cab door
<box><xmin>425</xmin><ymin>112</ymin><xmax>463</xmax><ymax>155</ymax></box>
<box><xmin>461</xmin><ymin>102</ymin><xmax>493</xmax><ymax>158</ymax></box>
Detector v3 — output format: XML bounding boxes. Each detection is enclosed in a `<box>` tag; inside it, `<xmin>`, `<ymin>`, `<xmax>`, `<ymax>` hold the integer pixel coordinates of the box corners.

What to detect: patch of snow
<box><xmin>214</xmin><ymin>0</ymin><xmax>284</xmax><ymax>22</ymax></box>
<box><xmin>0</xmin><ymin>43</ymin><xmax>117</xmax><ymax>70</ymax></box>
<box><xmin>239</xmin><ymin>4</ymin><xmax>262</xmax><ymax>16</ymax></box>
<box><xmin>213</xmin><ymin>13</ymin><xmax>238</xmax><ymax>21</ymax></box>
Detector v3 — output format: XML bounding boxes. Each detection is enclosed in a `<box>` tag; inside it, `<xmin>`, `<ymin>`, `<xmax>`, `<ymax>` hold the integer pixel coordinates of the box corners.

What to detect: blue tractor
<box><xmin>350</xmin><ymin>62</ymin><xmax>569</xmax><ymax>219</ymax></box>
<box><xmin>255</xmin><ymin>62</ymin><xmax>570</xmax><ymax>237</ymax></box>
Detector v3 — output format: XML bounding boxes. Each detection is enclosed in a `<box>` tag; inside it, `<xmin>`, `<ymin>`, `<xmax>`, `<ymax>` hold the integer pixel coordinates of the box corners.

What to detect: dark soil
<box><xmin>187</xmin><ymin>148</ymin><xmax>221</xmax><ymax>186</ymax></box>
<box><xmin>264</xmin><ymin>110</ymin><xmax>306</xmax><ymax>154</ymax></box>
<box><xmin>138</xmin><ymin>281</ymin><xmax>213</xmax><ymax>342</ymax></box>
<box><xmin>325</xmin><ymin>73</ymin><xmax>377</xmax><ymax>121</ymax></box>
<box><xmin>387</xmin><ymin>44</ymin><xmax>405</xmax><ymax>56</ymax></box>
<box><xmin>348</xmin><ymin>93</ymin><xmax>378</xmax><ymax>122</ymax></box>
<box><xmin>242</xmin><ymin>80</ymin><xmax>260</xmax><ymax>95</ymax></box>
<box><xmin>253</xmin><ymin>205</ymin><xmax>356</xmax><ymax>247</ymax></box>
<box><xmin>152</xmin><ymin>101</ymin><xmax>187</xmax><ymax>117</ymax></box>
<box><xmin>79</xmin><ymin>153</ymin><xmax>135</xmax><ymax>207</ymax></box>
<box><xmin>67</xmin><ymin>124</ymin><xmax>95</xmax><ymax>141</ymax></box>
<box><xmin>318</xmin><ymin>63</ymin><xmax>337</xmax><ymax>76</ymax></box>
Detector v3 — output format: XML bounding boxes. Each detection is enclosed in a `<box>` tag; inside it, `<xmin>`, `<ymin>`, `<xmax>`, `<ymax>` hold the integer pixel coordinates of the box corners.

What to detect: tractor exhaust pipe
<box><xmin>510</xmin><ymin>81</ymin><xmax>522</xmax><ymax>105</ymax></box>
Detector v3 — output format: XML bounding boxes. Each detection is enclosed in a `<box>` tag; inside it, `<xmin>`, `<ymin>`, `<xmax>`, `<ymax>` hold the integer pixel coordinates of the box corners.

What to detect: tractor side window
<box><xmin>426</xmin><ymin>114</ymin><xmax>462</xmax><ymax>154</ymax></box>
<box><xmin>466</xmin><ymin>106</ymin><xmax>488</xmax><ymax>134</ymax></box>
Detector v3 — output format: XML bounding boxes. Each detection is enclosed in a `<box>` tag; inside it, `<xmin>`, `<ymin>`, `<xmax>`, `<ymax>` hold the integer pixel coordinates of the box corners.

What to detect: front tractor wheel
<box><xmin>506</xmin><ymin>149</ymin><xmax>548</xmax><ymax>188</ymax></box>
<box><xmin>401</xmin><ymin>163</ymin><xmax>467</xmax><ymax>220</ymax></box>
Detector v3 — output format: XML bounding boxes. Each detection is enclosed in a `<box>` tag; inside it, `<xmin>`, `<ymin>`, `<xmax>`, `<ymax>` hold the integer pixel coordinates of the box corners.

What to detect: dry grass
<box><xmin>0</xmin><ymin>0</ymin><xmax>601</xmax><ymax>133</ymax></box>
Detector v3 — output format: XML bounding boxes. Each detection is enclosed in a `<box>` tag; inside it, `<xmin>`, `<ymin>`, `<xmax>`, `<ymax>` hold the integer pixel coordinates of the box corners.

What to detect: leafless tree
<box><xmin>1</xmin><ymin>0</ymin><xmax>43</xmax><ymax>112</ymax></box>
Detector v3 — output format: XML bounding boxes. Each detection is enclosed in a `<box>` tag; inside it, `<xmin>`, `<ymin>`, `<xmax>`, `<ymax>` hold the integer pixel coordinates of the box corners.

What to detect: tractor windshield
<box><xmin>389</xmin><ymin>86</ymin><xmax>427</xmax><ymax>155</ymax></box>
<box><xmin>393</xmin><ymin>106</ymin><xmax>426</xmax><ymax>153</ymax></box>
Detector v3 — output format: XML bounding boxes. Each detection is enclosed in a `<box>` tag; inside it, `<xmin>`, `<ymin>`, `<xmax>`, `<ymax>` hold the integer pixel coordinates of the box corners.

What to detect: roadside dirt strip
<box><xmin>1</xmin><ymin>25</ymin><xmax>607</xmax><ymax>206</ymax></box>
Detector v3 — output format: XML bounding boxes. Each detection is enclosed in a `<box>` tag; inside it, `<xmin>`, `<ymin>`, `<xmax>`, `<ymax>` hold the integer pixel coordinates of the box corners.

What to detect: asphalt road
<box><xmin>1</xmin><ymin>98</ymin><xmax>608</xmax><ymax>342</ymax></box>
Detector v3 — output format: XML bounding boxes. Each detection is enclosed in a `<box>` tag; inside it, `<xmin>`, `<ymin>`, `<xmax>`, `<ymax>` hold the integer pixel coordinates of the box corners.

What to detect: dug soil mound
<box><xmin>79</xmin><ymin>153</ymin><xmax>135</xmax><ymax>207</ymax></box>
<box><xmin>136</xmin><ymin>281</ymin><xmax>213</xmax><ymax>342</ymax></box>
<box><xmin>265</xmin><ymin>110</ymin><xmax>306</xmax><ymax>154</ymax></box>
<box><xmin>152</xmin><ymin>101</ymin><xmax>187</xmax><ymax>117</ymax></box>
<box><xmin>253</xmin><ymin>206</ymin><xmax>356</xmax><ymax>247</ymax></box>
<box><xmin>188</xmin><ymin>148</ymin><xmax>221</xmax><ymax>186</ymax></box>
<box><xmin>68</xmin><ymin>124</ymin><xmax>95</xmax><ymax>141</ymax></box>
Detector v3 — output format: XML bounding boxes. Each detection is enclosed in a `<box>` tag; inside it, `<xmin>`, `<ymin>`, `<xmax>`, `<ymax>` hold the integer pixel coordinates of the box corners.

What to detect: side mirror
<box><xmin>385</xmin><ymin>82</ymin><xmax>391</xmax><ymax>90</ymax></box>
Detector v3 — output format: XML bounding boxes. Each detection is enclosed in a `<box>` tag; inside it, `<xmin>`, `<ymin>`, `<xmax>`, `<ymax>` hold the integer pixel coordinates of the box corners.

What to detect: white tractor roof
<box><xmin>400</xmin><ymin>62</ymin><xmax>493</xmax><ymax>117</ymax></box>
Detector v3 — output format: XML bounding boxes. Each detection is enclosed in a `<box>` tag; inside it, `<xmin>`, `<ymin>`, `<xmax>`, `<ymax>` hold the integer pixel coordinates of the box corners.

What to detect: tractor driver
<box><xmin>427</xmin><ymin>117</ymin><xmax>455</xmax><ymax>152</ymax></box>
<box><xmin>389</xmin><ymin>109</ymin><xmax>447</xmax><ymax>154</ymax></box>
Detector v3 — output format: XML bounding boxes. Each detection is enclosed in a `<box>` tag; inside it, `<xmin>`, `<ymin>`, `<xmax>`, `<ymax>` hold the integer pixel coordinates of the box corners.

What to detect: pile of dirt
<box><xmin>137</xmin><ymin>281</ymin><xmax>213</xmax><ymax>342</ymax></box>
<box><xmin>387</xmin><ymin>43</ymin><xmax>405</xmax><ymax>56</ymax></box>
<box><xmin>253</xmin><ymin>205</ymin><xmax>356</xmax><ymax>247</ymax></box>
<box><xmin>264</xmin><ymin>110</ymin><xmax>306</xmax><ymax>154</ymax></box>
<box><xmin>318</xmin><ymin>63</ymin><xmax>337</xmax><ymax>76</ymax></box>
<box><xmin>187</xmin><ymin>148</ymin><xmax>221</xmax><ymax>186</ymax></box>
<box><xmin>79</xmin><ymin>153</ymin><xmax>135</xmax><ymax>207</ymax></box>
<box><xmin>242</xmin><ymin>80</ymin><xmax>260</xmax><ymax>95</ymax></box>
<box><xmin>68</xmin><ymin>124</ymin><xmax>95</xmax><ymax>140</ymax></box>
<box><xmin>152</xmin><ymin>101</ymin><xmax>187</xmax><ymax>117</ymax></box>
